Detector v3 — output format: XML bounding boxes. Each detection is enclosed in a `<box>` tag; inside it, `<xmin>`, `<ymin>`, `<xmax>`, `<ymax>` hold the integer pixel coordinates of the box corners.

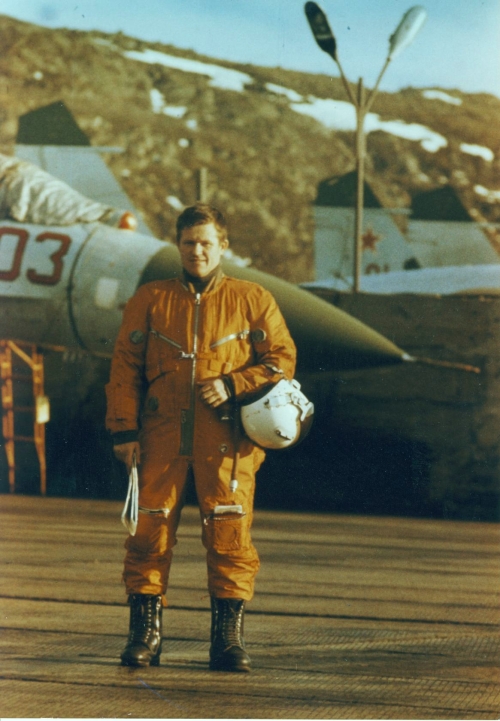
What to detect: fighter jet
<box><xmin>0</xmin><ymin>102</ymin><xmax>408</xmax><ymax>373</ymax></box>
<box><xmin>1</xmin><ymin>102</ymin><xmax>482</xmax><ymax>502</ymax></box>
<box><xmin>310</xmin><ymin>172</ymin><xmax>500</xmax><ymax>294</ymax></box>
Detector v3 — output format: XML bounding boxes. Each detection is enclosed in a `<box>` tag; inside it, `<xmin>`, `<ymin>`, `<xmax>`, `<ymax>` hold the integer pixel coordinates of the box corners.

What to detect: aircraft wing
<box><xmin>303</xmin><ymin>265</ymin><xmax>500</xmax><ymax>295</ymax></box>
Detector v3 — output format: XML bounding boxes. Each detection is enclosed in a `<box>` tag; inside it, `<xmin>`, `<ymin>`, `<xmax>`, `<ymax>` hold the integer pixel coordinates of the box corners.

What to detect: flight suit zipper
<box><xmin>180</xmin><ymin>292</ymin><xmax>201</xmax><ymax>456</ymax></box>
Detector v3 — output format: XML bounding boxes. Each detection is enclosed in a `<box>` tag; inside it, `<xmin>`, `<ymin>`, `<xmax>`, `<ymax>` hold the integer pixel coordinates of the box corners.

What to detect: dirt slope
<box><xmin>1</xmin><ymin>14</ymin><xmax>499</xmax><ymax>281</ymax></box>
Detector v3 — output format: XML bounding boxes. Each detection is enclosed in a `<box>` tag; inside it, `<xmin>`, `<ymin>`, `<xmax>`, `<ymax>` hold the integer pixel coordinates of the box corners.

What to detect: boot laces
<box><xmin>222</xmin><ymin>604</ymin><xmax>243</xmax><ymax>647</ymax></box>
<box><xmin>130</xmin><ymin>596</ymin><xmax>159</xmax><ymax>645</ymax></box>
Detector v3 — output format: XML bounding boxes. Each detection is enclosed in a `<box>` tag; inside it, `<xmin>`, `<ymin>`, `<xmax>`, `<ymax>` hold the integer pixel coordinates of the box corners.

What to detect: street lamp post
<box><xmin>305</xmin><ymin>2</ymin><xmax>427</xmax><ymax>292</ymax></box>
<box><xmin>354</xmin><ymin>77</ymin><xmax>366</xmax><ymax>294</ymax></box>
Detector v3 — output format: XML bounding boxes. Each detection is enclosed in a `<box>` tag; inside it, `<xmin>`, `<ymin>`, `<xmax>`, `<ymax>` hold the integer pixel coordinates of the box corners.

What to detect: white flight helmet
<box><xmin>240</xmin><ymin>379</ymin><xmax>314</xmax><ymax>450</ymax></box>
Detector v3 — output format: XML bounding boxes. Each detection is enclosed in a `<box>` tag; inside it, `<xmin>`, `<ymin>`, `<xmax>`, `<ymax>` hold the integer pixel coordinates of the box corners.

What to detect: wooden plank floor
<box><xmin>0</xmin><ymin>495</ymin><xmax>499</xmax><ymax>719</ymax></box>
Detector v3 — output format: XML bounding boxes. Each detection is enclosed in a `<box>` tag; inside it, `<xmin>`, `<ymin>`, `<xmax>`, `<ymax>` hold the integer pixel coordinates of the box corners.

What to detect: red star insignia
<box><xmin>362</xmin><ymin>227</ymin><xmax>382</xmax><ymax>252</ymax></box>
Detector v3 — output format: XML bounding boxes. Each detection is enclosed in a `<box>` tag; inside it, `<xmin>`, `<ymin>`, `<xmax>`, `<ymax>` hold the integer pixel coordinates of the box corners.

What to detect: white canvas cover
<box><xmin>0</xmin><ymin>153</ymin><xmax>127</xmax><ymax>226</ymax></box>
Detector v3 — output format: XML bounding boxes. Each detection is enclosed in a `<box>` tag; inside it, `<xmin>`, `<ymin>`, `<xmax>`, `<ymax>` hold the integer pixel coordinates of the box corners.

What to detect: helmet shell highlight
<box><xmin>240</xmin><ymin>379</ymin><xmax>314</xmax><ymax>449</ymax></box>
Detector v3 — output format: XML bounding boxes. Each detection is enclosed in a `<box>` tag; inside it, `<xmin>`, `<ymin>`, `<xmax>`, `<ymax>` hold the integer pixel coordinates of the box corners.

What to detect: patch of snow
<box><xmin>163</xmin><ymin>106</ymin><xmax>188</xmax><ymax>119</ymax></box>
<box><xmin>178</xmin><ymin>138</ymin><xmax>190</xmax><ymax>148</ymax></box>
<box><xmin>367</xmin><ymin>117</ymin><xmax>447</xmax><ymax>153</ymax></box>
<box><xmin>291</xmin><ymin>96</ymin><xmax>447</xmax><ymax>152</ymax></box>
<box><xmin>223</xmin><ymin>248</ymin><xmax>252</xmax><ymax>267</ymax></box>
<box><xmin>302</xmin><ymin>265</ymin><xmax>500</xmax><ymax>295</ymax></box>
<box><xmin>460</xmin><ymin>143</ymin><xmax>494</xmax><ymax>162</ymax></box>
<box><xmin>422</xmin><ymin>89</ymin><xmax>462</xmax><ymax>105</ymax></box>
<box><xmin>474</xmin><ymin>185</ymin><xmax>500</xmax><ymax>202</ymax></box>
<box><xmin>33</xmin><ymin>71</ymin><xmax>43</xmax><ymax>81</ymax></box>
<box><xmin>452</xmin><ymin>169</ymin><xmax>469</xmax><ymax>186</ymax></box>
<box><xmin>124</xmin><ymin>49</ymin><xmax>252</xmax><ymax>92</ymax></box>
<box><xmin>185</xmin><ymin>118</ymin><xmax>198</xmax><ymax>131</ymax></box>
<box><xmin>291</xmin><ymin>97</ymin><xmax>356</xmax><ymax>130</ymax></box>
<box><xmin>150</xmin><ymin>90</ymin><xmax>188</xmax><ymax>119</ymax></box>
<box><xmin>150</xmin><ymin>88</ymin><xmax>166</xmax><ymax>114</ymax></box>
<box><xmin>166</xmin><ymin>195</ymin><xmax>184</xmax><ymax>211</ymax></box>
<box><xmin>266</xmin><ymin>83</ymin><xmax>303</xmax><ymax>103</ymax></box>
<box><xmin>93</xmin><ymin>37</ymin><xmax>113</xmax><ymax>47</ymax></box>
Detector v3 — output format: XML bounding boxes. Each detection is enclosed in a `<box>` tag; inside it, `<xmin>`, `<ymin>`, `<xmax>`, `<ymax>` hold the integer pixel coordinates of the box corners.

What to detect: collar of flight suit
<box><xmin>181</xmin><ymin>265</ymin><xmax>225</xmax><ymax>295</ymax></box>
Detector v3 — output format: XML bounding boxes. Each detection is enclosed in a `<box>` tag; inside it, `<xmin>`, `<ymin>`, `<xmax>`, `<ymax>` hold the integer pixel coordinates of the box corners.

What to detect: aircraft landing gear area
<box><xmin>0</xmin><ymin>496</ymin><xmax>498</xmax><ymax>719</ymax></box>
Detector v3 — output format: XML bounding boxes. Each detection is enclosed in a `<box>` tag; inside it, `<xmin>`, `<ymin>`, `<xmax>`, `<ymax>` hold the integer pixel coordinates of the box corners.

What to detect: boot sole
<box><xmin>120</xmin><ymin>655</ymin><xmax>161</xmax><ymax>667</ymax></box>
<box><xmin>209</xmin><ymin>661</ymin><xmax>251</xmax><ymax>673</ymax></box>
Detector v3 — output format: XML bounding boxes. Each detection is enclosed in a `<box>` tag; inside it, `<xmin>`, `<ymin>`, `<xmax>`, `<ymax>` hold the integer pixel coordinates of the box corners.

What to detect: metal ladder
<box><xmin>0</xmin><ymin>340</ymin><xmax>49</xmax><ymax>494</ymax></box>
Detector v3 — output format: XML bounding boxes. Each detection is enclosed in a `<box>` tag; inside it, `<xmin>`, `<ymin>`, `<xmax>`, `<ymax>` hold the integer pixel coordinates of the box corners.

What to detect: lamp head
<box><xmin>388</xmin><ymin>6</ymin><xmax>427</xmax><ymax>60</ymax></box>
<box><xmin>304</xmin><ymin>2</ymin><xmax>337</xmax><ymax>60</ymax></box>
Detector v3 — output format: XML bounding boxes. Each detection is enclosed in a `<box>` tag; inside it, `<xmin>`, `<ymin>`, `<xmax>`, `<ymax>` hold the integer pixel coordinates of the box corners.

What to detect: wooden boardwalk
<box><xmin>0</xmin><ymin>495</ymin><xmax>499</xmax><ymax>719</ymax></box>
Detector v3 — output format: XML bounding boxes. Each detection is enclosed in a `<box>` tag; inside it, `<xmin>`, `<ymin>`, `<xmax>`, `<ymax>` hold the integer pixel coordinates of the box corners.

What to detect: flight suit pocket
<box><xmin>203</xmin><ymin>513</ymin><xmax>248</xmax><ymax>552</ymax></box>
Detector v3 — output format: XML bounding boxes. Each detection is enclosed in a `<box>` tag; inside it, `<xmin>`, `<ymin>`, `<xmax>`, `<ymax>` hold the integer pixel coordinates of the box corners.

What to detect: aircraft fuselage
<box><xmin>0</xmin><ymin>220</ymin><xmax>405</xmax><ymax>371</ymax></box>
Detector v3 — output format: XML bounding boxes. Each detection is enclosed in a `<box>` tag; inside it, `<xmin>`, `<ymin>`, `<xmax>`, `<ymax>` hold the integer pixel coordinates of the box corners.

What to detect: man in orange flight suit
<box><xmin>106</xmin><ymin>204</ymin><xmax>296</xmax><ymax>671</ymax></box>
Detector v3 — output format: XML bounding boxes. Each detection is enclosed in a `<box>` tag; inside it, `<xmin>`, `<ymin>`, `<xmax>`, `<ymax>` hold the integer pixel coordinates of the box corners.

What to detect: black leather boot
<box><xmin>120</xmin><ymin>594</ymin><xmax>163</xmax><ymax>667</ymax></box>
<box><xmin>209</xmin><ymin>597</ymin><xmax>251</xmax><ymax>672</ymax></box>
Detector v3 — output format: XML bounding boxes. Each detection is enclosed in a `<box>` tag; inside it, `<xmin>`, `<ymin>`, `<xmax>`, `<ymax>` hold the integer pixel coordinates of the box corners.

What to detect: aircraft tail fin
<box><xmin>14</xmin><ymin>102</ymin><xmax>152</xmax><ymax>236</ymax></box>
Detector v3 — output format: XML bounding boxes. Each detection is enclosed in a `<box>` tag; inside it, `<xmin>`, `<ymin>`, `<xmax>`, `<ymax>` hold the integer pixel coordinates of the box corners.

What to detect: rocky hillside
<box><xmin>0</xmin><ymin>14</ymin><xmax>499</xmax><ymax>281</ymax></box>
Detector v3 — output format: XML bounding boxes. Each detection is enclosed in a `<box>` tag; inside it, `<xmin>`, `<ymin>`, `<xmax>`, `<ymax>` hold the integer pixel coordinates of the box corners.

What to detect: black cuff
<box><xmin>112</xmin><ymin>430</ymin><xmax>139</xmax><ymax>446</ymax></box>
<box><xmin>222</xmin><ymin>375</ymin><xmax>235</xmax><ymax>399</ymax></box>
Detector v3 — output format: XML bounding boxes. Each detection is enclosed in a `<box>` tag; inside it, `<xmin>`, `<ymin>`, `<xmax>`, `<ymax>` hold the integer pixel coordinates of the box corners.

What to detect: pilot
<box><xmin>106</xmin><ymin>203</ymin><xmax>296</xmax><ymax>671</ymax></box>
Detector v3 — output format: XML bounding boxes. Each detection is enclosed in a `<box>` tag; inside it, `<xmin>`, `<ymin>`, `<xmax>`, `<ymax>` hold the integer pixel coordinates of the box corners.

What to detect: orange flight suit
<box><xmin>106</xmin><ymin>273</ymin><xmax>296</xmax><ymax>603</ymax></box>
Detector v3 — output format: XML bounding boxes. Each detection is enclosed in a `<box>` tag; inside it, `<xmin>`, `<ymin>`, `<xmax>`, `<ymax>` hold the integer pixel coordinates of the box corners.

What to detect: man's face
<box><xmin>178</xmin><ymin>222</ymin><xmax>228</xmax><ymax>278</ymax></box>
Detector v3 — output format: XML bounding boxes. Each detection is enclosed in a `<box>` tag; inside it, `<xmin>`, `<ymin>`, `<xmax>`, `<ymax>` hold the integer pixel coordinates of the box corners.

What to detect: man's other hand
<box><xmin>113</xmin><ymin>441</ymin><xmax>140</xmax><ymax>473</ymax></box>
<box><xmin>198</xmin><ymin>378</ymin><xmax>229</xmax><ymax>408</ymax></box>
